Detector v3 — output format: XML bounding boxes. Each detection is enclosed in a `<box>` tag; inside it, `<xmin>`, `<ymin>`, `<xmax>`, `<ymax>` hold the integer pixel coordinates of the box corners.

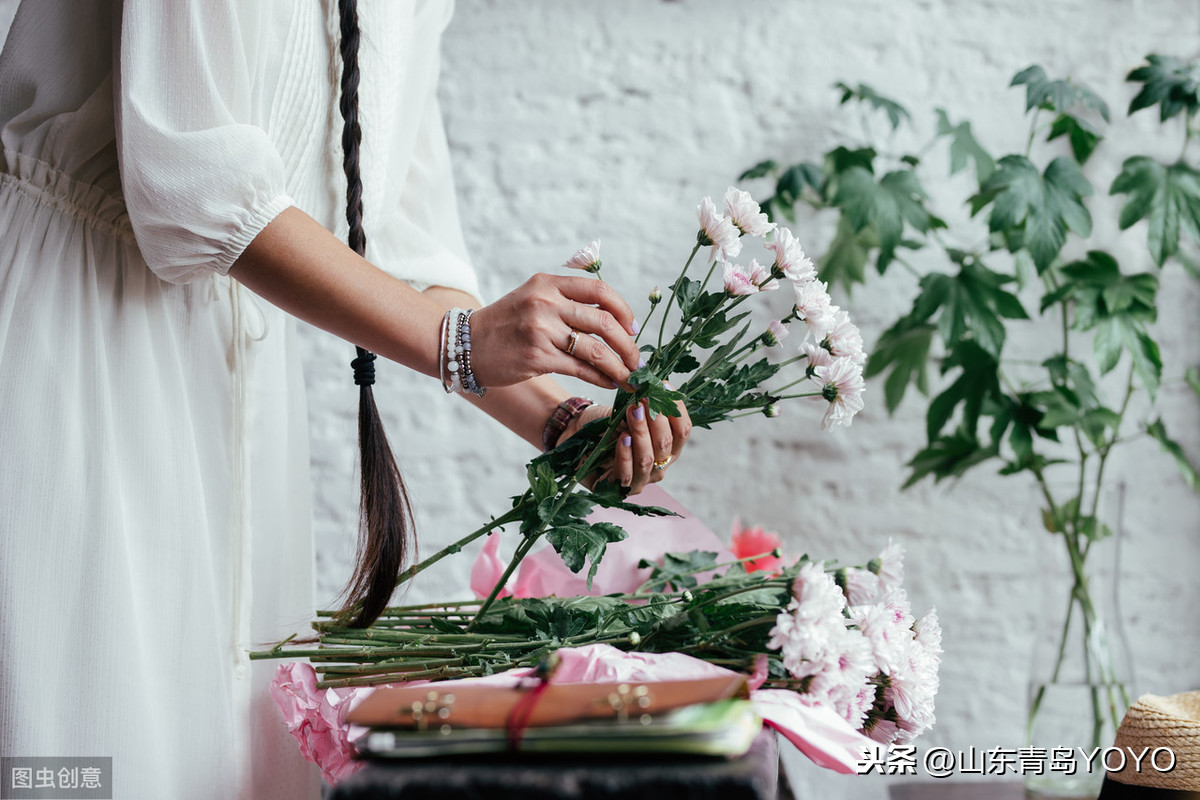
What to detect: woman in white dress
<box><xmin>0</xmin><ymin>1</ymin><xmax>690</xmax><ymax>797</ymax></box>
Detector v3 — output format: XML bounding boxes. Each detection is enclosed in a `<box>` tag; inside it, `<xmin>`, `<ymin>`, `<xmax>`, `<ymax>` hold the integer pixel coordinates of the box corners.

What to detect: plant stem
<box><xmin>393</xmin><ymin>503</ymin><xmax>527</xmax><ymax>587</ymax></box>
<box><xmin>656</xmin><ymin>243</ymin><xmax>702</xmax><ymax>351</ymax></box>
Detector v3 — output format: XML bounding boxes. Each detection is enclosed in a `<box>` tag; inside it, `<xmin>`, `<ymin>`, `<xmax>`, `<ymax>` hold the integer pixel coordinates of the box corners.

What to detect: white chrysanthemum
<box><xmin>802</xmin><ymin>341</ymin><xmax>835</xmax><ymax>375</ymax></box>
<box><xmin>722</xmin><ymin>261</ymin><xmax>759</xmax><ymax>296</ymax></box>
<box><xmin>767</xmin><ymin>227</ymin><xmax>816</xmax><ymax>284</ymax></box>
<box><xmin>792</xmin><ymin>280</ymin><xmax>835</xmax><ymax>340</ymax></box>
<box><xmin>724</xmin><ymin>186</ymin><xmax>776</xmax><ymax>237</ymax></box>
<box><xmin>822</xmin><ymin>308</ymin><xmax>866</xmax><ymax>364</ymax></box>
<box><xmin>814</xmin><ymin>357</ymin><xmax>866</xmax><ymax>430</ymax></box>
<box><xmin>913</xmin><ymin>608</ymin><xmax>943</xmax><ymax>656</ymax></box>
<box><xmin>851</xmin><ymin>590</ymin><xmax>915</xmax><ymax>674</ymax></box>
<box><xmin>874</xmin><ymin>539</ymin><xmax>905</xmax><ymax>595</ymax></box>
<box><xmin>748</xmin><ymin>259</ymin><xmax>779</xmax><ymax>291</ymax></box>
<box><xmin>808</xmin><ymin>626</ymin><xmax>877</xmax><ymax>725</ymax></box>
<box><xmin>563</xmin><ymin>240</ymin><xmax>602</xmax><ymax>272</ymax></box>
<box><xmin>697</xmin><ymin>197</ymin><xmax>742</xmax><ymax>260</ymax></box>
<box><xmin>842</xmin><ymin>567</ymin><xmax>882</xmax><ymax>606</ymax></box>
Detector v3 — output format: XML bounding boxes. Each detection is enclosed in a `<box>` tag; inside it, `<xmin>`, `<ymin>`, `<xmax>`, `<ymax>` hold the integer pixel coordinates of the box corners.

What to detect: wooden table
<box><xmin>330</xmin><ymin>729</ymin><xmax>782</xmax><ymax>800</ymax></box>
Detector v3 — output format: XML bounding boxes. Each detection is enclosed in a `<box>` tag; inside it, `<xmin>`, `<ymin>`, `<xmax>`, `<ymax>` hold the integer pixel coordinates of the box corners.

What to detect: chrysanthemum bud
<box><xmin>681</xmin><ymin>590</ymin><xmax>694</xmax><ymax>603</ymax></box>
<box><xmin>763</xmin><ymin>404</ymin><xmax>780</xmax><ymax>418</ymax></box>
<box><xmin>628</xmin><ymin>631</ymin><xmax>642</xmax><ymax>646</ymax></box>
<box><xmin>649</xmin><ymin>286</ymin><xmax>662</xmax><ymax>305</ymax></box>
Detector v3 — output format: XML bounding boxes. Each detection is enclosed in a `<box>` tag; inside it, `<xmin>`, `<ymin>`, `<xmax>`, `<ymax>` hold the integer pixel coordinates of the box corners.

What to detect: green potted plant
<box><xmin>741</xmin><ymin>55</ymin><xmax>1200</xmax><ymax>797</ymax></box>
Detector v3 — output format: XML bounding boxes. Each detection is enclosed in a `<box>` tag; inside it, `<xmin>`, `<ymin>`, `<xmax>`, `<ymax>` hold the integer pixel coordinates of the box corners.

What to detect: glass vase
<box><xmin>1025</xmin><ymin>481</ymin><xmax>1135</xmax><ymax>800</ymax></box>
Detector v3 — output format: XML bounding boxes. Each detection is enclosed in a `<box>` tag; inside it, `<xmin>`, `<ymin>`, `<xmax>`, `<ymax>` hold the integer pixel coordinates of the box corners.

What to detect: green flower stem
<box><xmin>392</xmin><ymin>503</ymin><xmax>528</xmax><ymax>589</ymax></box>
<box><xmin>633</xmin><ymin>553</ymin><xmax>790</xmax><ymax>594</ymax></box>
<box><xmin>772</xmin><ymin>391</ymin><xmax>822</xmax><ymax>401</ymax></box>
<box><xmin>656</xmin><ymin>243</ymin><xmax>703</xmax><ymax>351</ymax></box>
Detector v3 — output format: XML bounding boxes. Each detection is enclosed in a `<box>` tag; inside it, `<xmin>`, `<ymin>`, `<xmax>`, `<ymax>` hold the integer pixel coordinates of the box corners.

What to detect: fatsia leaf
<box><xmin>935</xmin><ymin>108</ymin><xmax>996</xmax><ymax>183</ymax></box>
<box><xmin>1047</xmin><ymin>114</ymin><xmax>1102</xmax><ymax>164</ymax></box>
<box><xmin>832</xmin><ymin>167</ymin><xmax>936</xmax><ymax>271</ymax></box>
<box><xmin>864</xmin><ymin>319</ymin><xmax>934</xmax><ymax>413</ymax></box>
<box><xmin>824</xmin><ymin>146</ymin><xmax>877</xmax><ymax>177</ymax></box>
<box><xmin>775</xmin><ymin>163</ymin><xmax>825</xmax><ymax>206</ymax></box>
<box><xmin>970</xmin><ymin>155</ymin><xmax>1093</xmax><ymax>272</ymax></box>
<box><xmin>1011</xmin><ymin>65</ymin><xmax>1111</xmax><ymax>122</ymax></box>
<box><xmin>819</xmin><ymin>214</ymin><xmax>871</xmax><ymax>292</ymax></box>
<box><xmin>904</xmin><ymin>428</ymin><xmax>998</xmax><ymax>488</ymax></box>
<box><xmin>738</xmin><ymin>159</ymin><xmax>778</xmax><ymax>181</ymax></box>
<box><xmin>920</xmin><ymin>261</ymin><xmax>1025</xmax><ymax>360</ymax></box>
<box><xmin>1110</xmin><ymin>157</ymin><xmax>1200</xmax><ymax>267</ymax></box>
<box><xmin>835</xmin><ymin>81</ymin><xmax>912</xmax><ymax>130</ymax></box>
<box><xmin>1126</xmin><ymin>54</ymin><xmax>1200</xmax><ymax>122</ymax></box>
<box><xmin>926</xmin><ymin>341</ymin><xmax>1002</xmax><ymax>440</ymax></box>
<box><xmin>1147</xmin><ymin>418</ymin><xmax>1200</xmax><ymax>492</ymax></box>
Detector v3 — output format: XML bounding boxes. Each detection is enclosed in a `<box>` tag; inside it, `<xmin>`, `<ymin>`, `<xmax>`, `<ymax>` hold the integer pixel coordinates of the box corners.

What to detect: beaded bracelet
<box><xmin>541</xmin><ymin>396</ymin><xmax>595</xmax><ymax>452</ymax></box>
<box><xmin>443</xmin><ymin>307</ymin><xmax>485</xmax><ymax>398</ymax></box>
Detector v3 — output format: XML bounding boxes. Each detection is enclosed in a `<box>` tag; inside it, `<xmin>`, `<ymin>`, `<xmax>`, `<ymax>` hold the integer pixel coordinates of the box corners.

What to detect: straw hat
<box><xmin>1100</xmin><ymin>690</ymin><xmax>1200</xmax><ymax>798</ymax></box>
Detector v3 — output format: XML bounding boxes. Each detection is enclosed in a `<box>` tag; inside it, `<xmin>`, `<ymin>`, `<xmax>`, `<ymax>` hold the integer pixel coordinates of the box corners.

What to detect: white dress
<box><xmin>0</xmin><ymin>2</ymin><xmax>478</xmax><ymax>798</ymax></box>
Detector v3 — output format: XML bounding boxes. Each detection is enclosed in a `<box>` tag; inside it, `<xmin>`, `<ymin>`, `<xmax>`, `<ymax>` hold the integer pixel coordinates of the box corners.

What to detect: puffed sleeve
<box><xmin>114</xmin><ymin>0</ymin><xmax>293</xmax><ymax>284</ymax></box>
<box><xmin>366</xmin><ymin>1</ymin><xmax>480</xmax><ymax>300</ymax></box>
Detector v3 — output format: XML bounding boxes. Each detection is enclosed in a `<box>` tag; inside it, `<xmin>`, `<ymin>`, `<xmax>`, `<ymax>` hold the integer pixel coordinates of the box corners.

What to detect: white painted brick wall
<box><xmin>303</xmin><ymin>2</ymin><xmax>1200</xmax><ymax>796</ymax></box>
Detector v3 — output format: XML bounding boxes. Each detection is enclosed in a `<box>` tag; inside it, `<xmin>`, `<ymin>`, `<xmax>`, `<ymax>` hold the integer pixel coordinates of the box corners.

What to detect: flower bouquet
<box><xmin>257</xmin><ymin>189</ymin><xmax>938</xmax><ymax>780</ymax></box>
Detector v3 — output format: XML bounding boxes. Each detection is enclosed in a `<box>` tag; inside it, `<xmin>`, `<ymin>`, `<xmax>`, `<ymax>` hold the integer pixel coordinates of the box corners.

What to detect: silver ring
<box><xmin>566</xmin><ymin>329</ymin><xmax>580</xmax><ymax>356</ymax></box>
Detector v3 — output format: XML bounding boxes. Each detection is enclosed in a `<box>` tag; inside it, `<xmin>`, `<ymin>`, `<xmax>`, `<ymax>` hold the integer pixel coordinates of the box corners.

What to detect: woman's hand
<box><xmin>468</xmin><ymin>274</ymin><xmax>642</xmax><ymax>390</ymax></box>
<box><xmin>559</xmin><ymin>396</ymin><xmax>692</xmax><ymax>496</ymax></box>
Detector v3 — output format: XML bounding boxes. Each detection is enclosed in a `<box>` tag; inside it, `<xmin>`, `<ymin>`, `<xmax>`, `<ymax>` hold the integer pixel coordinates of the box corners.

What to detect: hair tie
<box><xmin>351</xmin><ymin>352</ymin><xmax>376</xmax><ymax>386</ymax></box>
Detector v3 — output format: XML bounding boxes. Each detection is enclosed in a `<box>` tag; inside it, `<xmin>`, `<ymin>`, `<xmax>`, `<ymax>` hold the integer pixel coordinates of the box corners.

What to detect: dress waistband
<box><xmin>1</xmin><ymin>149</ymin><xmax>134</xmax><ymax>243</ymax></box>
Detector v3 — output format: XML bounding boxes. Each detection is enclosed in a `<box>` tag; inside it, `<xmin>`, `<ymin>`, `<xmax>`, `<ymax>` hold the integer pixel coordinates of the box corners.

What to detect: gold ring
<box><xmin>652</xmin><ymin>456</ymin><xmax>672</xmax><ymax>471</ymax></box>
<box><xmin>566</xmin><ymin>329</ymin><xmax>580</xmax><ymax>356</ymax></box>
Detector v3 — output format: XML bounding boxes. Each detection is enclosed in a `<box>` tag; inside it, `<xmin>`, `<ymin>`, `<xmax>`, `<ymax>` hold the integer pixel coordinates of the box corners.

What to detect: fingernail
<box><xmin>621</xmin><ymin>435</ymin><xmax>632</xmax><ymax>447</ymax></box>
<box><xmin>634</xmin><ymin>406</ymin><xmax>644</xmax><ymax>422</ymax></box>
<box><xmin>631</xmin><ymin>316</ymin><xmax>641</xmax><ymax>335</ymax></box>
<box><xmin>611</xmin><ymin>380</ymin><xmax>619</xmax><ymax>389</ymax></box>
<box><xmin>664</xmin><ymin>381</ymin><xmax>675</xmax><ymax>390</ymax></box>
<box><xmin>638</xmin><ymin>356</ymin><xmax>646</xmax><ymax>368</ymax></box>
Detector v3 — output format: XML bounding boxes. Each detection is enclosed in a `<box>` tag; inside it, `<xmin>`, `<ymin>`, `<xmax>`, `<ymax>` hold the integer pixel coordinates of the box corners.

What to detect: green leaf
<box><xmin>637</xmin><ymin>550</ymin><xmax>720</xmax><ymax>593</ymax></box>
<box><xmin>1047</xmin><ymin>114</ymin><xmax>1102</xmax><ymax>164</ymax></box>
<box><xmin>926</xmin><ymin>341</ymin><xmax>1002</xmax><ymax>440</ymax></box>
<box><xmin>971</xmin><ymin>155</ymin><xmax>1093</xmax><ymax>272</ymax></box>
<box><xmin>1126</xmin><ymin>54</ymin><xmax>1200</xmax><ymax>122</ymax></box>
<box><xmin>1011</xmin><ymin>65</ymin><xmax>1111</xmax><ymax>121</ymax></box>
<box><xmin>586</xmin><ymin>481</ymin><xmax>677</xmax><ymax>518</ymax></box>
<box><xmin>738</xmin><ymin>159</ymin><xmax>778</xmax><ymax>181</ymax></box>
<box><xmin>921</xmin><ymin>261</ymin><xmax>1024</xmax><ymax>360</ymax></box>
<box><xmin>527</xmin><ymin>460</ymin><xmax>558</xmax><ymax>503</ymax></box>
<box><xmin>819</xmin><ymin>214</ymin><xmax>871</xmax><ymax>291</ymax></box>
<box><xmin>935</xmin><ymin>108</ymin><xmax>996</xmax><ymax>183</ymax></box>
<box><xmin>904</xmin><ymin>428</ymin><xmax>998</xmax><ymax>488</ymax></box>
<box><xmin>1080</xmin><ymin>407</ymin><xmax>1122</xmax><ymax>449</ymax></box>
<box><xmin>775</xmin><ymin>162</ymin><xmax>825</xmax><ymax>206</ymax></box>
<box><xmin>1110</xmin><ymin>157</ymin><xmax>1200</xmax><ymax>267</ymax></box>
<box><xmin>824</xmin><ymin>146</ymin><xmax>877</xmax><ymax>177</ymax></box>
<box><xmin>835</xmin><ymin>81</ymin><xmax>912</xmax><ymax>130</ymax></box>
<box><xmin>1147</xmin><ymin>418</ymin><xmax>1200</xmax><ymax>492</ymax></box>
<box><xmin>832</xmin><ymin>167</ymin><xmax>934</xmax><ymax>270</ymax></box>
<box><xmin>546</xmin><ymin>521</ymin><xmax>629</xmax><ymax>590</ymax></box>
<box><xmin>865</xmin><ymin>319</ymin><xmax>934</xmax><ymax>413</ymax></box>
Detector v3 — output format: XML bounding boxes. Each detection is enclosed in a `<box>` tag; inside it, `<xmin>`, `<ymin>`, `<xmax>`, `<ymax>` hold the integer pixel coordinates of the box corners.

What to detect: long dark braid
<box><xmin>335</xmin><ymin>0</ymin><xmax>415</xmax><ymax>628</ymax></box>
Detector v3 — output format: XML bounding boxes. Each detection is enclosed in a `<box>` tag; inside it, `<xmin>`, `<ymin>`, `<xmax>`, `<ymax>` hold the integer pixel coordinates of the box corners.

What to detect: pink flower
<box><xmin>563</xmin><ymin>240</ymin><xmax>602</xmax><ymax>272</ymax></box>
<box><xmin>792</xmin><ymin>280</ymin><xmax>835</xmax><ymax>340</ymax></box>
<box><xmin>722</xmin><ymin>261</ymin><xmax>759</xmax><ymax>296</ymax></box>
<box><xmin>269</xmin><ymin>662</ymin><xmax>365</xmax><ymax>784</ymax></box>
<box><xmin>748</xmin><ymin>259</ymin><xmax>780</xmax><ymax>291</ymax></box>
<box><xmin>767</xmin><ymin>227</ymin><xmax>816</xmax><ymax>284</ymax></box>
<box><xmin>763</xmin><ymin>319</ymin><xmax>789</xmax><ymax>348</ymax></box>
<box><xmin>822</xmin><ymin>309</ymin><xmax>866</xmax><ymax>365</ymax></box>
<box><xmin>697</xmin><ymin>197</ymin><xmax>742</xmax><ymax>260</ymax></box>
<box><xmin>814</xmin><ymin>357</ymin><xmax>865</xmax><ymax>430</ymax></box>
<box><xmin>470</xmin><ymin>532</ymin><xmax>513</xmax><ymax>600</ymax></box>
<box><xmin>729</xmin><ymin>519</ymin><xmax>784</xmax><ymax>574</ymax></box>
<box><xmin>724</xmin><ymin>186</ymin><xmax>776</xmax><ymax>237</ymax></box>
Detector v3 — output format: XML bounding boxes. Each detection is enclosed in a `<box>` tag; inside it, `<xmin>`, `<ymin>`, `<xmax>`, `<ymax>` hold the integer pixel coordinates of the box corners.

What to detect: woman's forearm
<box><xmin>228</xmin><ymin>206</ymin><xmax>446</xmax><ymax>377</ymax></box>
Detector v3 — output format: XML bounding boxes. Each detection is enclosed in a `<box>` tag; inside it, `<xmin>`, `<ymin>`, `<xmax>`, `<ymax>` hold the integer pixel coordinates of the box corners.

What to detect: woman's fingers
<box><xmin>558</xmin><ymin>301</ymin><xmax>641</xmax><ymax>374</ymax></box>
<box><xmin>665</xmin><ymin>382</ymin><xmax>692</xmax><ymax>464</ymax></box>
<box><xmin>625</xmin><ymin>399</ymin><xmax>654</xmax><ymax>495</ymax></box>
<box><xmin>614</xmin><ymin>431</ymin><xmax>634</xmax><ymax>489</ymax></box>
<box><xmin>645</xmin><ymin>402</ymin><xmax>676</xmax><ymax>485</ymax></box>
<box><xmin>554</xmin><ymin>276</ymin><xmax>637</xmax><ymax>338</ymax></box>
